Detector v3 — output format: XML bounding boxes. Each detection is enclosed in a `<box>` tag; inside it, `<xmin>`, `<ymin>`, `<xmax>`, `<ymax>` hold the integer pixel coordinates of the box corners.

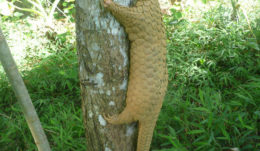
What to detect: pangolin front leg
<box><xmin>104</xmin><ymin>106</ymin><xmax>135</xmax><ymax>124</ymax></box>
<box><xmin>103</xmin><ymin>0</ymin><xmax>168</xmax><ymax>151</ymax></box>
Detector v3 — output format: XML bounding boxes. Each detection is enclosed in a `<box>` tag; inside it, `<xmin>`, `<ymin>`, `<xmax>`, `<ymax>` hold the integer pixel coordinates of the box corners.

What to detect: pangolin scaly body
<box><xmin>103</xmin><ymin>0</ymin><xmax>168</xmax><ymax>150</ymax></box>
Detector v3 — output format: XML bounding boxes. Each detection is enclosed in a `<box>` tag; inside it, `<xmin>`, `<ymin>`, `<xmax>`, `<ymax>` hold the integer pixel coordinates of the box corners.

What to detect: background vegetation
<box><xmin>0</xmin><ymin>0</ymin><xmax>259</xmax><ymax>150</ymax></box>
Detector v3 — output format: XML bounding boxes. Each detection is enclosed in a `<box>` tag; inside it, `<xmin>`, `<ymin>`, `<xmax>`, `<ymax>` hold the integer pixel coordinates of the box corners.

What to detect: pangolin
<box><xmin>103</xmin><ymin>0</ymin><xmax>168</xmax><ymax>150</ymax></box>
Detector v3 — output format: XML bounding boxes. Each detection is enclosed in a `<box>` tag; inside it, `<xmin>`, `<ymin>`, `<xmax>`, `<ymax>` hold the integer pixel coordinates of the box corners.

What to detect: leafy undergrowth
<box><xmin>153</xmin><ymin>1</ymin><xmax>260</xmax><ymax>151</ymax></box>
<box><xmin>0</xmin><ymin>50</ymin><xmax>86</xmax><ymax>151</ymax></box>
<box><xmin>0</xmin><ymin>17</ymin><xmax>86</xmax><ymax>150</ymax></box>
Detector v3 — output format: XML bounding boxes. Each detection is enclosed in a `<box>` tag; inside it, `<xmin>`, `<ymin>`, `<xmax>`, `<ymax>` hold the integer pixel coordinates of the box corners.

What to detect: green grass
<box><xmin>0</xmin><ymin>0</ymin><xmax>260</xmax><ymax>151</ymax></box>
<box><xmin>0</xmin><ymin>18</ymin><xmax>86</xmax><ymax>150</ymax></box>
<box><xmin>0</xmin><ymin>50</ymin><xmax>86</xmax><ymax>151</ymax></box>
<box><xmin>152</xmin><ymin>2</ymin><xmax>260</xmax><ymax>151</ymax></box>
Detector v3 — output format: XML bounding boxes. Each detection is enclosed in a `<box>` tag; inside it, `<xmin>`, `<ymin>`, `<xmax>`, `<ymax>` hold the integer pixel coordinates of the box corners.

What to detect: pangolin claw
<box><xmin>103</xmin><ymin>113</ymin><xmax>118</xmax><ymax>123</ymax></box>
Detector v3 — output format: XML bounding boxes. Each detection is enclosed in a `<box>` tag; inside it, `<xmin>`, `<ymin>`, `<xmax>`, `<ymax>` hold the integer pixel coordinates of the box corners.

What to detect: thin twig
<box><xmin>0</xmin><ymin>113</ymin><xmax>11</xmax><ymax>119</ymax></box>
<box><xmin>44</xmin><ymin>128</ymin><xmax>59</xmax><ymax>135</ymax></box>
<box><xmin>27</xmin><ymin>0</ymin><xmax>48</xmax><ymax>18</ymax></box>
<box><xmin>8</xmin><ymin>2</ymin><xmax>42</xmax><ymax>16</ymax></box>
<box><xmin>49</xmin><ymin>0</ymin><xmax>61</xmax><ymax>20</ymax></box>
<box><xmin>241</xmin><ymin>7</ymin><xmax>256</xmax><ymax>39</ymax></box>
<box><xmin>46</xmin><ymin>0</ymin><xmax>72</xmax><ymax>23</ymax></box>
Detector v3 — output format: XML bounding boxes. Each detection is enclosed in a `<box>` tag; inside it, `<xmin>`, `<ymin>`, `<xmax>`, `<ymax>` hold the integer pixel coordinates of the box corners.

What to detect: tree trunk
<box><xmin>75</xmin><ymin>0</ymin><xmax>137</xmax><ymax>151</ymax></box>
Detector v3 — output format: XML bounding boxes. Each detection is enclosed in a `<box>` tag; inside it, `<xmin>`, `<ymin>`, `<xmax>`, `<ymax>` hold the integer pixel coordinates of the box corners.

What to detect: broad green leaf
<box><xmin>193</xmin><ymin>107</ymin><xmax>211</xmax><ymax>113</ymax></box>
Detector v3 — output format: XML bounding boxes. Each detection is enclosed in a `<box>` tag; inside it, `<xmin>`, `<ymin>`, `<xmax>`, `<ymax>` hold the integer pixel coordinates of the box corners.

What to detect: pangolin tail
<box><xmin>137</xmin><ymin>120</ymin><xmax>157</xmax><ymax>151</ymax></box>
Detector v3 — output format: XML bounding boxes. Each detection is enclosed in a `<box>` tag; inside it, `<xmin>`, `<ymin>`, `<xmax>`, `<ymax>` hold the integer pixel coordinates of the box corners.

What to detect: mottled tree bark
<box><xmin>75</xmin><ymin>0</ymin><xmax>137</xmax><ymax>151</ymax></box>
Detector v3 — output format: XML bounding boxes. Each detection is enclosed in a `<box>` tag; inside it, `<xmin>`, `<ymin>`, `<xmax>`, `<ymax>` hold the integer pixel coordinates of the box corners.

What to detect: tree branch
<box><xmin>0</xmin><ymin>28</ymin><xmax>51</xmax><ymax>151</ymax></box>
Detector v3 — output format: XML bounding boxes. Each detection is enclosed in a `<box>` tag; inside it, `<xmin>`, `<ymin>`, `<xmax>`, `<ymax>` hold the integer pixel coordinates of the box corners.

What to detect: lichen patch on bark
<box><xmin>109</xmin><ymin>101</ymin><xmax>115</xmax><ymax>106</ymax></box>
<box><xmin>98</xmin><ymin>115</ymin><xmax>107</xmax><ymax>126</ymax></box>
<box><xmin>88</xmin><ymin>111</ymin><xmax>93</xmax><ymax>118</ymax></box>
<box><xmin>119</xmin><ymin>46</ymin><xmax>128</xmax><ymax>66</ymax></box>
<box><xmin>105</xmin><ymin>147</ymin><xmax>112</xmax><ymax>151</ymax></box>
<box><xmin>119</xmin><ymin>79</ymin><xmax>128</xmax><ymax>90</ymax></box>
<box><xmin>126</xmin><ymin>124</ymin><xmax>136</xmax><ymax>137</ymax></box>
<box><xmin>106</xmin><ymin>90</ymin><xmax>111</xmax><ymax>96</ymax></box>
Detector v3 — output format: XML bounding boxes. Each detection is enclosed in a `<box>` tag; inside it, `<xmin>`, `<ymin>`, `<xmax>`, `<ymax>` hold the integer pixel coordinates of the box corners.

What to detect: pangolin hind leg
<box><xmin>104</xmin><ymin>106</ymin><xmax>135</xmax><ymax>125</ymax></box>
